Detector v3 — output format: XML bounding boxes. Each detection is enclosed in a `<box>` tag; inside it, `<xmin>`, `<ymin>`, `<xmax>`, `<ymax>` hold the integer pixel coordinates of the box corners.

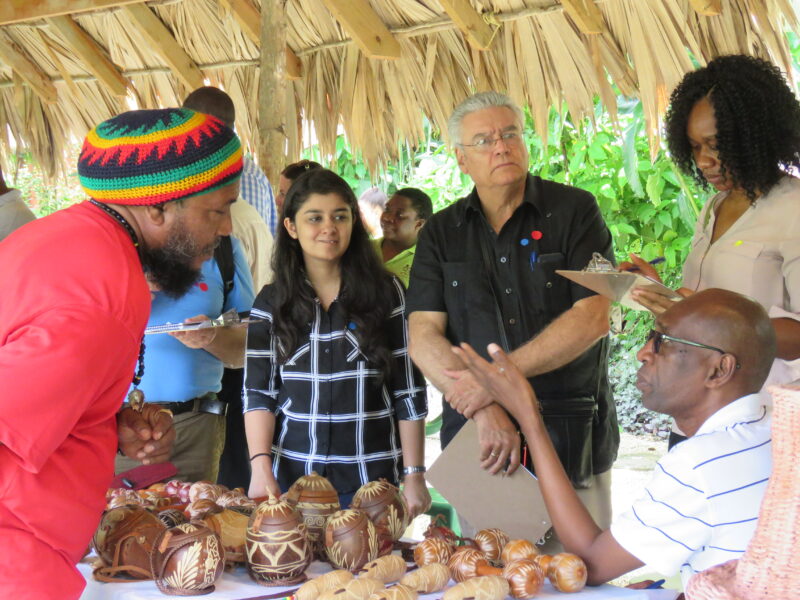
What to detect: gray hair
<box><xmin>447</xmin><ymin>91</ymin><xmax>525</xmax><ymax>146</ymax></box>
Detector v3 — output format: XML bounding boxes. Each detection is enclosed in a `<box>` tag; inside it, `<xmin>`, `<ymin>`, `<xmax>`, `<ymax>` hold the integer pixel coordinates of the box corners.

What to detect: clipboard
<box><xmin>426</xmin><ymin>420</ymin><xmax>551</xmax><ymax>542</ymax></box>
<box><xmin>556</xmin><ymin>269</ymin><xmax>681</xmax><ymax>311</ymax></box>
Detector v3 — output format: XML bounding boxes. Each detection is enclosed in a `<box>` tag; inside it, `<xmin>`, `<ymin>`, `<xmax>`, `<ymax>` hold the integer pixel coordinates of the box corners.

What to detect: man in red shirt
<box><xmin>0</xmin><ymin>108</ymin><xmax>243</xmax><ymax>599</ymax></box>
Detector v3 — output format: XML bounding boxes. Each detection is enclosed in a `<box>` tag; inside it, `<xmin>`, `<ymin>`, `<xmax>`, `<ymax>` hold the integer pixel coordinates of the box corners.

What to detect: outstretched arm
<box><xmin>453</xmin><ymin>342</ymin><xmax>643</xmax><ymax>585</ymax></box>
<box><xmin>409</xmin><ymin>312</ymin><xmax>520</xmax><ymax>474</ymax></box>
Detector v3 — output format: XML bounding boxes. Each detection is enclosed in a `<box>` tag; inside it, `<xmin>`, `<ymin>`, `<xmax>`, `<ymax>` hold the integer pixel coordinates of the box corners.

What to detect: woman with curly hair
<box><xmin>243</xmin><ymin>168</ymin><xmax>430</xmax><ymax>514</ymax></box>
<box><xmin>625</xmin><ymin>54</ymin><xmax>800</xmax><ymax>442</ymax></box>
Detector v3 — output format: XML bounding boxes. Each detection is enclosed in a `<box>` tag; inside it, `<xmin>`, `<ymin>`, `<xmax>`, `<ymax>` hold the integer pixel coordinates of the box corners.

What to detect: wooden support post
<box><xmin>0</xmin><ymin>31</ymin><xmax>58</xmax><ymax>103</ymax></box>
<box><xmin>219</xmin><ymin>0</ymin><xmax>301</xmax><ymax>78</ymax></box>
<box><xmin>122</xmin><ymin>3</ymin><xmax>204</xmax><ymax>91</ymax></box>
<box><xmin>46</xmin><ymin>15</ymin><xmax>129</xmax><ymax>96</ymax></box>
<box><xmin>258</xmin><ymin>0</ymin><xmax>288</xmax><ymax>185</ymax></box>
<box><xmin>437</xmin><ymin>0</ymin><xmax>496</xmax><ymax>50</ymax></box>
<box><xmin>560</xmin><ymin>0</ymin><xmax>605</xmax><ymax>35</ymax></box>
<box><xmin>689</xmin><ymin>0</ymin><xmax>722</xmax><ymax>16</ymax></box>
<box><xmin>321</xmin><ymin>0</ymin><xmax>401</xmax><ymax>59</ymax></box>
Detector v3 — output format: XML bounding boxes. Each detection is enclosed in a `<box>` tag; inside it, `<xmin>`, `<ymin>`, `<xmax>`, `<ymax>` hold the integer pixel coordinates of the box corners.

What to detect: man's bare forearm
<box><xmin>408</xmin><ymin>313</ymin><xmax>465</xmax><ymax>394</ymax></box>
<box><xmin>510</xmin><ymin>295</ymin><xmax>610</xmax><ymax>378</ymax></box>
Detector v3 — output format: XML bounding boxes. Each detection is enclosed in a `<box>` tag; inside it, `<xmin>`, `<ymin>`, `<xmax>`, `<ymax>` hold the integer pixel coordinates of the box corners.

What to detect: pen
<box><xmin>626</xmin><ymin>256</ymin><xmax>666</xmax><ymax>272</ymax></box>
<box><xmin>644</xmin><ymin>579</ymin><xmax>666</xmax><ymax>589</ymax></box>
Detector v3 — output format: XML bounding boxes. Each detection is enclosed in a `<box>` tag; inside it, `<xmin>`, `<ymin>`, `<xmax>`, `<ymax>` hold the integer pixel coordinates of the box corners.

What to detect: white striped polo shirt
<box><xmin>611</xmin><ymin>392</ymin><xmax>772</xmax><ymax>589</ymax></box>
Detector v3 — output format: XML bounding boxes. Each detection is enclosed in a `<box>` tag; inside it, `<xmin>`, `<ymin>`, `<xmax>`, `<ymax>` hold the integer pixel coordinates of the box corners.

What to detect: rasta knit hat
<box><xmin>78</xmin><ymin>108</ymin><xmax>243</xmax><ymax>205</ymax></box>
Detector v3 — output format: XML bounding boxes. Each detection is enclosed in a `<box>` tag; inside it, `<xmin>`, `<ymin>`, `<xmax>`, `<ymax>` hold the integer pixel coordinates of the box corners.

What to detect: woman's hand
<box><xmin>401</xmin><ymin>473</ymin><xmax>431</xmax><ymax>520</ymax></box>
<box><xmin>631</xmin><ymin>286</ymin><xmax>694</xmax><ymax>316</ymax></box>
<box><xmin>618</xmin><ymin>253</ymin><xmax>661</xmax><ymax>281</ymax></box>
<box><xmin>248</xmin><ymin>456</ymin><xmax>281</xmax><ymax>499</ymax></box>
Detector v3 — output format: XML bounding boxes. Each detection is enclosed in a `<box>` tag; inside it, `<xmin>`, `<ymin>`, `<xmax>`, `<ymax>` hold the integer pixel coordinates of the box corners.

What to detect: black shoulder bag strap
<box><xmin>477</xmin><ymin>226</ymin><xmax>511</xmax><ymax>353</ymax></box>
<box><xmin>214</xmin><ymin>235</ymin><xmax>235</xmax><ymax>307</ymax></box>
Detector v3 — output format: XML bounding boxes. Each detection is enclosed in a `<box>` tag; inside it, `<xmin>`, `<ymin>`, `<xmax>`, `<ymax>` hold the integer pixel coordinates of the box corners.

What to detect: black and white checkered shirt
<box><xmin>244</xmin><ymin>277</ymin><xmax>427</xmax><ymax>495</ymax></box>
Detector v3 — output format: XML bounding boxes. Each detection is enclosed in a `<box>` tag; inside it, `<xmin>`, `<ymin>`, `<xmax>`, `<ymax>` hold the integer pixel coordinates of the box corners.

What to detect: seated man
<box><xmin>450</xmin><ymin>288</ymin><xmax>774</xmax><ymax>589</ymax></box>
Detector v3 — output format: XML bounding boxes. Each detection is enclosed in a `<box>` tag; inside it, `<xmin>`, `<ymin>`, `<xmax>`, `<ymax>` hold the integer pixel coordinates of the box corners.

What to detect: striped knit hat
<box><xmin>78</xmin><ymin>108</ymin><xmax>243</xmax><ymax>205</ymax></box>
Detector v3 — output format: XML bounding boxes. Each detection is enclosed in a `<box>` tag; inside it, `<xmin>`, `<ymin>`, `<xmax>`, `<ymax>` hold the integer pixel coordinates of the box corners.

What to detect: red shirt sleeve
<box><xmin>0</xmin><ymin>305</ymin><xmax>140</xmax><ymax>473</ymax></box>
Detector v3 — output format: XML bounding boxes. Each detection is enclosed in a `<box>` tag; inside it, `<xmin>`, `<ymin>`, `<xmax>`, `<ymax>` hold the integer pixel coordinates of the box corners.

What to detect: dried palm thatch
<box><xmin>0</xmin><ymin>0</ymin><xmax>797</xmax><ymax>181</ymax></box>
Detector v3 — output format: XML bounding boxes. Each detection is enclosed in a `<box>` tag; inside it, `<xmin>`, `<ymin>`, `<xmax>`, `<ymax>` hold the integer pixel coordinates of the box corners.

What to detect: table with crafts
<box><xmin>78</xmin><ymin>555</ymin><xmax>679</xmax><ymax>600</ymax></box>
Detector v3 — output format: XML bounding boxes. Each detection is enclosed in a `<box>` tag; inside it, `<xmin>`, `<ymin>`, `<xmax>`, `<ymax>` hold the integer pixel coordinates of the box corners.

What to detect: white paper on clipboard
<box><xmin>555</xmin><ymin>269</ymin><xmax>682</xmax><ymax>311</ymax></box>
<box><xmin>426</xmin><ymin>420</ymin><xmax>551</xmax><ymax>542</ymax></box>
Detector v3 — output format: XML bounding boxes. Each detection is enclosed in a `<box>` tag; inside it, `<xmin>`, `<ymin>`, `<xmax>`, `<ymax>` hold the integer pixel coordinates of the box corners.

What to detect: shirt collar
<box><xmin>694</xmin><ymin>391</ymin><xmax>771</xmax><ymax>436</ymax></box>
<box><xmin>461</xmin><ymin>173</ymin><xmax>542</xmax><ymax>222</ymax></box>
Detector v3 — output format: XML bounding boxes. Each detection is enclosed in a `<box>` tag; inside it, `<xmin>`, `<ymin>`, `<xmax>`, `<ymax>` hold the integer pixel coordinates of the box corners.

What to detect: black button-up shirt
<box><xmin>407</xmin><ymin>174</ymin><xmax>619</xmax><ymax>481</ymax></box>
<box><xmin>244</xmin><ymin>278</ymin><xmax>427</xmax><ymax>495</ymax></box>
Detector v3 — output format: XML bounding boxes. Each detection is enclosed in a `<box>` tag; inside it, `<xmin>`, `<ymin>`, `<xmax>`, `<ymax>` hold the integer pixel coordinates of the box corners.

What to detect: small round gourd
<box><xmin>413</xmin><ymin>537</ymin><xmax>454</xmax><ymax>567</ymax></box>
<box><xmin>473</xmin><ymin>528</ymin><xmax>510</xmax><ymax>562</ymax></box>
<box><xmin>150</xmin><ymin>523</ymin><xmax>225</xmax><ymax>596</ymax></box>
<box><xmin>547</xmin><ymin>552</ymin><xmax>587</xmax><ymax>593</ymax></box>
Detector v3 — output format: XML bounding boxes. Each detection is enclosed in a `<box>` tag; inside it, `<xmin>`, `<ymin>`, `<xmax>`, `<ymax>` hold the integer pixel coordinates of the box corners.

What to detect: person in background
<box><xmin>453</xmin><ymin>289</ymin><xmax>774</xmax><ymax>591</ymax></box>
<box><xmin>0</xmin><ymin>164</ymin><xmax>35</xmax><ymax>242</ymax></box>
<box><xmin>373</xmin><ymin>187</ymin><xmax>433</xmax><ymax>287</ymax></box>
<box><xmin>277</xmin><ymin>159</ymin><xmax>322</xmax><ymax>213</ymax></box>
<box><xmin>623</xmin><ymin>54</ymin><xmax>800</xmax><ymax>447</ymax></box>
<box><xmin>244</xmin><ymin>168</ymin><xmax>430</xmax><ymax>515</ymax></box>
<box><xmin>358</xmin><ymin>186</ymin><xmax>388</xmax><ymax>238</ymax></box>
<box><xmin>182</xmin><ymin>86</ymin><xmax>273</xmax><ymax>489</ymax></box>
<box><xmin>0</xmin><ymin>106</ymin><xmax>243</xmax><ymax>598</ymax></box>
<box><xmin>182</xmin><ymin>86</ymin><xmax>274</xmax><ymax>291</ymax></box>
<box><xmin>183</xmin><ymin>87</ymin><xmax>278</xmax><ymax>238</ymax></box>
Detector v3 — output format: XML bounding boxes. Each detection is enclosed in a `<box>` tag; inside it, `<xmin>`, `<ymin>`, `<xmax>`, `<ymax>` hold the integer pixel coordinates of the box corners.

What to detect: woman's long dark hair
<box><xmin>665</xmin><ymin>54</ymin><xmax>800</xmax><ymax>202</ymax></box>
<box><xmin>271</xmin><ymin>168</ymin><xmax>395</xmax><ymax>376</ymax></box>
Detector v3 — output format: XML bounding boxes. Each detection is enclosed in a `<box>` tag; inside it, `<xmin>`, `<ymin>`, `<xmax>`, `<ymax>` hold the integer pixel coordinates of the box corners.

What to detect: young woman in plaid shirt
<box><xmin>244</xmin><ymin>169</ymin><xmax>430</xmax><ymax>515</ymax></box>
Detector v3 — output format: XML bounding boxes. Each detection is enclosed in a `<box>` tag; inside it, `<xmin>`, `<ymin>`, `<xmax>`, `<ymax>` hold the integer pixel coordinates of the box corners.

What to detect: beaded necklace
<box><xmin>90</xmin><ymin>199</ymin><xmax>147</xmax><ymax>410</ymax></box>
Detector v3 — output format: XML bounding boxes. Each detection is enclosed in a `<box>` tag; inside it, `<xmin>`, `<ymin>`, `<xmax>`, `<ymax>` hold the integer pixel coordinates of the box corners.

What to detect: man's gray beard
<box><xmin>140</xmin><ymin>218</ymin><xmax>218</xmax><ymax>298</ymax></box>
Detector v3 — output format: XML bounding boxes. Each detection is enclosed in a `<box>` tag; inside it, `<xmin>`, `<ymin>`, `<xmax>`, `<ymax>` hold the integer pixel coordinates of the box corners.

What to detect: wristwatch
<box><xmin>402</xmin><ymin>465</ymin><xmax>426</xmax><ymax>476</ymax></box>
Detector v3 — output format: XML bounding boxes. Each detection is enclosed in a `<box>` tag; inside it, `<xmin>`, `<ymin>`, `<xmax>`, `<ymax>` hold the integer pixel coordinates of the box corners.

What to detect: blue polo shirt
<box><xmin>136</xmin><ymin>236</ymin><xmax>255</xmax><ymax>403</ymax></box>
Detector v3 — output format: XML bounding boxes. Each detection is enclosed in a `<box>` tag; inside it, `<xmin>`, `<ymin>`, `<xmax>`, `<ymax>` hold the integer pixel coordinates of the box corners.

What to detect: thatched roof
<box><xmin>0</xmin><ymin>0</ymin><xmax>797</xmax><ymax>180</ymax></box>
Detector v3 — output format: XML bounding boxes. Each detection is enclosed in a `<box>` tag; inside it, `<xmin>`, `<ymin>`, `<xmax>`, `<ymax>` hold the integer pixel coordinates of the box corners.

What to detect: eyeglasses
<box><xmin>459</xmin><ymin>132</ymin><xmax>522</xmax><ymax>152</ymax></box>
<box><xmin>646</xmin><ymin>329</ymin><xmax>740</xmax><ymax>368</ymax></box>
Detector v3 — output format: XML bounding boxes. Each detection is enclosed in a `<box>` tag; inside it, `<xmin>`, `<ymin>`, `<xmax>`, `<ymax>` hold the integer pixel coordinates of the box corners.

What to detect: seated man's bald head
<box><xmin>664</xmin><ymin>289</ymin><xmax>776</xmax><ymax>393</ymax></box>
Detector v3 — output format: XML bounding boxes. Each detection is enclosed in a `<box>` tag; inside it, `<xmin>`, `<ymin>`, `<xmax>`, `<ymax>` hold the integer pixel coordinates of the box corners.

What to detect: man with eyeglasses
<box><xmin>407</xmin><ymin>91</ymin><xmax>618</xmax><ymax>545</ymax></box>
<box><xmin>453</xmin><ymin>288</ymin><xmax>775</xmax><ymax>590</ymax></box>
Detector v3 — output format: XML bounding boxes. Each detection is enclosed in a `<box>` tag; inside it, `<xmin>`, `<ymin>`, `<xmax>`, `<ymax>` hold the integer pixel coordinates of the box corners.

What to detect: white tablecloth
<box><xmin>77</xmin><ymin>559</ymin><xmax>679</xmax><ymax>600</ymax></box>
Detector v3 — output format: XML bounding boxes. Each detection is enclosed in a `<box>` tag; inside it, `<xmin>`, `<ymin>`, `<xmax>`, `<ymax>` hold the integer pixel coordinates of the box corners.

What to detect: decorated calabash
<box><xmin>92</xmin><ymin>504</ymin><xmax>166</xmax><ymax>580</ymax></box>
<box><xmin>474</xmin><ymin>528</ymin><xmax>510</xmax><ymax>562</ymax></box>
<box><xmin>150</xmin><ymin>523</ymin><xmax>225</xmax><ymax>595</ymax></box>
<box><xmin>246</xmin><ymin>495</ymin><xmax>312</xmax><ymax>585</ymax></box>
<box><xmin>413</xmin><ymin>537</ymin><xmax>454</xmax><ymax>567</ymax></box>
<box><xmin>351</xmin><ymin>479</ymin><xmax>407</xmax><ymax>556</ymax></box>
<box><xmin>187</xmin><ymin>498</ymin><xmax>223</xmax><ymax>521</ymax></box>
<box><xmin>547</xmin><ymin>553</ymin><xmax>587</xmax><ymax>593</ymax></box>
<box><xmin>201</xmin><ymin>508</ymin><xmax>249</xmax><ymax>565</ymax></box>
<box><xmin>285</xmin><ymin>472</ymin><xmax>341</xmax><ymax>555</ymax></box>
<box><xmin>216</xmin><ymin>489</ymin><xmax>256</xmax><ymax>509</ymax></box>
<box><xmin>157</xmin><ymin>508</ymin><xmax>188</xmax><ymax>529</ymax></box>
<box><xmin>324</xmin><ymin>508</ymin><xmax>379</xmax><ymax>572</ymax></box>
<box><xmin>500</xmin><ymin>539</ymin><xmax>538</xmax><ymax>564</ymax></box>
